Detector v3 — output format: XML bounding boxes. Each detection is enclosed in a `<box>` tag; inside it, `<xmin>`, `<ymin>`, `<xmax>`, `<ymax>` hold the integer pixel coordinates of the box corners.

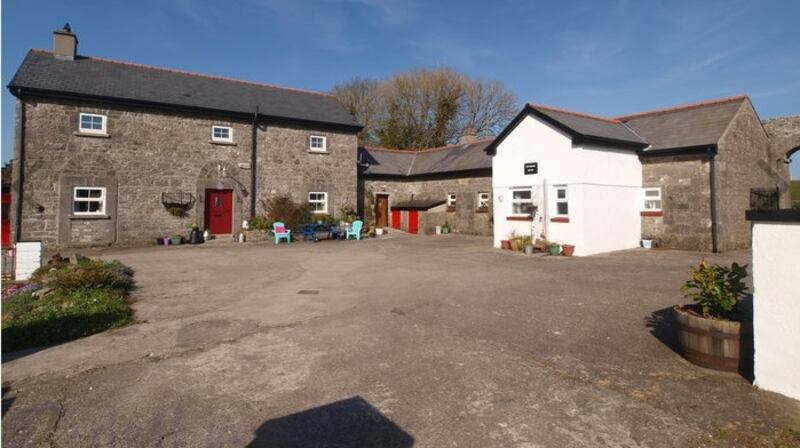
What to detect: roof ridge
<box><xmin>614</xmin><ymin>95</ymin><xmax>748</xmax><ymax>120</ymax></box>
<box><xmin>362</xmin><ymin>137</ymin><xmax>494</xmax><ymax>153</ymax></box>
<box><xmin>528</xmin><ymin>103</ymin><xmax>621</xmax><ymax>124</ymax></box>
<box><xmin>28</xmin><ymin>48</ymin><xmax>334</xmax><ymax>98</ymax></box>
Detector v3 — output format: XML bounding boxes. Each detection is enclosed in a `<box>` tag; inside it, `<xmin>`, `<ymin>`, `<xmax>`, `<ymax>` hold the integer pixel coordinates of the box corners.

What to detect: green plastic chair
<box><xmin>273</xmin><ymin>221</ymin><xmax>291</xmax><ymax>244</ymax></box>
<box><xmin>346</xmin><ymin>220</ymin><xmax>363</xmax><ymax>240</ymax></box>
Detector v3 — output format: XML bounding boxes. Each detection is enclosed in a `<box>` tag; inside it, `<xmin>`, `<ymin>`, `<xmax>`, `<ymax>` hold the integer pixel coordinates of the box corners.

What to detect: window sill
<box><xmin>308</xmin><ymin>150</ymin><xmax>329</xmax><ymax>155</ymax></box>
<box><xmin>69</xmin><ymin>214</ymin><xmax>111</xmax><ymax>220</ymax></box>
<box><xmin>446</xmin><ymin>207</ymin><xmax>456</xmax><ymax>213</ymax></box>
<box><xmin>210</xmin><ymin>140</ymin><xmax>237</xmax><ymax>146</ymax></box>
<box><xmin>640</xmin><ymin>211</ymin><xmax>664</xmax><ymax>217</ymax></box>
<box><xmin>507</xmin><ymin>216</ymin><xmax>533</xmax><ymax>221</ymax></box>
<box><xmin>74</xmin><ymin>131</ymin><xmax>110</xmax><ymax>139</ymax></box>
<box><xmin>550</xmin><ymin>217</ymin><xmax>570</xmax><ymax>223</ymax></box>
<box><xmin>475</xmin><ymin>208</ymin><xmax>489</xmax><ymax>214</ymax></box>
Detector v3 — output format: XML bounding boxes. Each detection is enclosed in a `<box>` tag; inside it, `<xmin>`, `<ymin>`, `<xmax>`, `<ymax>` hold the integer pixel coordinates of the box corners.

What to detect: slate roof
<box><xmin>616</xmin><ymin>96</ymin><xmax>747</xmax><ymax>151</ymax></box>
<box><xmin>8</xmin><ymin>49</ymin><xmax>361</xmax><ymax>130</ymax></box>
<box><xmin>358</xmin><ymin>139</ymin><xmax>493</xmax><ymax>177</ymax></box>
<box><xmin>391</xmin><ymin>199</ymin><xmax>447</xmax><ymax>210</ymax></box>
<box><xmin>528</xmin><ymin>104</ymin><xmax>648</xmax><ymax>146</ymax></box>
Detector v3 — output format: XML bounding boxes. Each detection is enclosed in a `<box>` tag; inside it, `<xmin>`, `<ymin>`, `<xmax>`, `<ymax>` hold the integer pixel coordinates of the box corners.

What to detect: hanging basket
<box><xmin>161</xmin><ymin>192</ymin><xmax>195</xmax><ymax>217</ymax></box>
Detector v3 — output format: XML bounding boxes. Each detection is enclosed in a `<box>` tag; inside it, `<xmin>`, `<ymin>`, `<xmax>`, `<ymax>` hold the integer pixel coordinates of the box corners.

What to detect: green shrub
<box><xmin>250</xmin><ymin>215</ymin><xmax>272</xmax><ymax>230</ymax></box>
<box><xmin>2</xmin><ymin>287</ymin><xmax>132</xmax><ymax>353</ymax></box>
<box><xmin>680</xmin><ymin>259</ymin><xmax>748</xmax><ymax>318</ymax></box>
<box><xmin>32</xmin><ymin>260</ymin><xmax>134</xmax><ymax>292</ymax></box>
<box><xmin>266</xmin><ymin>195</ymin><xmax>312</xmax><ymax>230</ymax></box>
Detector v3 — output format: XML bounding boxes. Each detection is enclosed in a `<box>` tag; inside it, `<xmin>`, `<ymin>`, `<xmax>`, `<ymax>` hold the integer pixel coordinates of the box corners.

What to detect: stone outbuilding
<box><xmin>7</xmin><ymin>26</ymin><xmax>361</xmax><ymax>248</ymax></box>
<box><xmin>358</xmin><ymin>139</ymin><xmax>493</xmax><ymax>236</ymax></box>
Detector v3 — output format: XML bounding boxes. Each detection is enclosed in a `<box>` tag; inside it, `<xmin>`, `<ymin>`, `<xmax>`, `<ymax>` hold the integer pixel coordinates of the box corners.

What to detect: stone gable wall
<box><xmin>13</xmin><ymin>96</ymin><xmax>357</xmax><ymax>248</ymax></box>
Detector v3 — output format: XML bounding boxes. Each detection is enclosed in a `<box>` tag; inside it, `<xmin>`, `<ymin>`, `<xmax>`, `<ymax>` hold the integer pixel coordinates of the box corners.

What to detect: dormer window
<box><xmin>309</xmin><ymin>135</ymin><xmax>327</xmax><ymax>153</ymax></box>
<box><xmin>79</xmin><ymin>113</ymin><xmax>106</xmax><ymax>134</ymax></box>
<box><xmin>212</xmin><ymin>126</ymin><xmax>233</xmax><ymax>143</ymax></box>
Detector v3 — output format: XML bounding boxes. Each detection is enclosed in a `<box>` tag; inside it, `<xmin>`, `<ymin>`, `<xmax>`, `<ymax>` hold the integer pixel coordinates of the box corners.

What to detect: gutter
<box><xmin>250</xmin><ymin>106</ymin><xmax>259</xmax><ymax>220</ymax></box>
<box><xmin>13</xmin><ymin>95</ymin><xmax>26</xmax><ymax>243</ymax></box>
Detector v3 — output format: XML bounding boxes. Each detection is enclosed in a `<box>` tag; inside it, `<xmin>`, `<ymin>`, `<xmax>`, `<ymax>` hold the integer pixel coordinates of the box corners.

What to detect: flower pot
<box><xmin>163</xmin><ymin>237</ymin><xmax>171</xmax><ymax>246</ymax></box>
<box><xmin>509</xmin><ymin>239</ymin><xmax>519</xmax><ymax>251</ymax></box>
<box><xmin>500</xmin><ymin>240</ymin><xmax>511</xmax><ymax>250</ymax></box>
<box><xmin>375</xmin><ymin>228</ymin><xmax>384</xmax><ymax>236</ymax></box>
<box><xmin>547</xmin><ymin>244</ymin><xmax>561</xmax><ymax>256</ymax></box>
<box><xmin>562</xmin><ymin>244</ymin><xmax>575</xmax><ymax>257</ymax></box>
<box><xmin>435</xmin><ymin>225</ymin><xmax>442</xmax><ymax>235</ymax></box>
<box><xmin>524</xmin><ymin>245</ymin><xmax>534</xmax><ymax>255</ymax></box>
<box><xmin>171</xmin><ymin>236</ymin><xmax>183</xmax><ymax>245</ymax></box>
<box><xmin>673</xmin><ymin>305</ymin><xmax>742</xmax><ymax>372</ymax></box>
<box><xmin>641</xmin><ymin>239</ymin><xmax>653</xmax><ymax>249</ymax></box>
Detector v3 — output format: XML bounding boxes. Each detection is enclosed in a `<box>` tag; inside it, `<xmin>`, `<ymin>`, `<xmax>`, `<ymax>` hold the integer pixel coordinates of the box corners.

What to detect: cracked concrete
<box><xmin>2</xmin><ymin>234</ymin><xmax>798</xmax><ymax>447</ymax></box>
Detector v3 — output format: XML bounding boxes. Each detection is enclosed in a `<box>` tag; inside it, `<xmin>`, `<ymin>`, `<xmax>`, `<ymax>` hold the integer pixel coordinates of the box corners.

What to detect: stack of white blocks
<box><xmin>14</xmin><ymin>241</ymin><xmax>42</xmax><ymax>281</ymax></box>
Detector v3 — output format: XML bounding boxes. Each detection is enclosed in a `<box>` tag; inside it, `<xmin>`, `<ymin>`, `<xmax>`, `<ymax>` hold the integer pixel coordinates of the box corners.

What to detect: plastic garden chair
<box><xmin>346</xmin><ymin>220</ymin><xmax>363</xmax><ymax>240</ymax></box>
<box><xmin>273</xmin><ymin>222</ymin><xmax>291</xmax><ymax>245</ymax></box>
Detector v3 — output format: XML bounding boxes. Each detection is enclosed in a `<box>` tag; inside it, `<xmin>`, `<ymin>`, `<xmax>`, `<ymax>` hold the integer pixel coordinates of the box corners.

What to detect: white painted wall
<box><xmin>15</xmin><ymin>241</ymin><xmax>42</xmax><ymax>281</ymax></box>
<box><xmin>752</xmin><ymin>221</ymin><xmax>800</xmax><ymax>400</ymax></box>
<box><xmin>492</xmin><ymin>114</ymin><xmax>642</xmax><ymax>256</ymax></box>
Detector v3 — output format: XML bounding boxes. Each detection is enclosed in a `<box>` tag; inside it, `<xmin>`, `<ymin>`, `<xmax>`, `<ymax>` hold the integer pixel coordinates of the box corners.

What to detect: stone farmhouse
<box><xmin>358</xmin><ymin>137</ymin><xmax>493</xmax><ymax>235</ymax></box>
<box><xmin>8</xmin><ymin>26</ymin><xmax>361</xmax><ymax>248</ymax></box>
<box><xmin>6</xmin><ymin>26</ymin><xmax>797</xmax><ymax>254</ymax></box>
<box><xmin>489</xmin><ymin>97</ymin><xmax>792</xmax><ymax>255</ymax></box>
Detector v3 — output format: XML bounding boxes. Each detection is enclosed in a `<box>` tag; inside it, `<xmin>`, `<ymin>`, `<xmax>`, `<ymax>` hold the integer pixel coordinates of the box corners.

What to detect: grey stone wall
<box><xmin>716</xmin><ymin>101</ymin><xmax>777</xmax><ymax>251</ymax></box>
<box><xmin>13</xmin><ymin>96</ymin><xmax>357</xmax><ymax>248</ymax></box>
<box><xmin>762</xmin><ymin>115</ymin><xmax>800</xmax><ymax>208</ymax></box>
<box><xmin>641</xmin><ymin>156</ymin><xmax>713</xmax><ymax>251</ymax></box>
<box><xmin>361</xmin><ymin>173</ymin><xmax>492</xmax><ymax>235</ymax></box>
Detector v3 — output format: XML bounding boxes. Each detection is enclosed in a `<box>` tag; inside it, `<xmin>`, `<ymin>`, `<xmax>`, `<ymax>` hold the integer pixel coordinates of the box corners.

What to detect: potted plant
<box><xmin>674</xmin><ymin>259</ymin><xmax>748</xmax><ymax>372</ymax></box>
<box><xmin>171</xmin><ymin>234</ymin><xmax>183</xmax><ymax>245</ymax></box>
<box><xmin>500</xmin><ymin>239</ymin><xmax>511</xmax><ymax>250</ymax></box>
<box><xmin>189</xmin><ymin>224</ymin><xmax>204</xmax><ymax>244</ymax></box>
<box><xmin>547</xmin><ymin>242</ymin><xmax>561</xmax><ymax>256</ymax></box>
<box><xmin>441</xmin><ymin>222</ymin><xmax>450</xmax><ymax>234</ymax></box>
<box><xmin>162</xmin><ymin>236</ymin><xmax>171</xmax><ymax>246</ymax></box>
<box><xmin>641</xmin><ymin>236</ymin><xmax>654</xmax><ymax>249</ymax></box>
<box><xmin>561</xmin><ymin>244</ymin><xmax>575</xmax><ymax>257</ymax></box>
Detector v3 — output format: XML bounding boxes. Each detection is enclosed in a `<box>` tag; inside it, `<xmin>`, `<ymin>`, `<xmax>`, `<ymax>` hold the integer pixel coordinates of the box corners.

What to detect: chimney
<box><xmin>53</xmin><ymin>23</ymin><xmax>78</xmax><ymax>60</ymax></box>
<box><xmin>459</xmin><ymin>126</ymin><xmax>478</xmax><ymax>144</ymax></box>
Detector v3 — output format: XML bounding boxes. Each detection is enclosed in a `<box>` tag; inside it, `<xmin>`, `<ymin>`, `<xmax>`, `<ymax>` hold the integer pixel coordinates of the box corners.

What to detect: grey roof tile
<box><xmin>8</xmin><ymin>49</ymin><xmax>361</xmax><ymax>129</ymax></box>
<box><xmin>529</xmin><ymin>104</ymin><xmax>647</xmax><ymax>145</ymax></box>
<box><xmin>359</xmin><ymin>139</ymin><xmax>492</xmax><ymax>177</ymax></box>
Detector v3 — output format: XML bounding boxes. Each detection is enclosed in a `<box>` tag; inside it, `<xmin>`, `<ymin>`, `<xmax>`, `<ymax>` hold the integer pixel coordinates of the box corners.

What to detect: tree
<box><xmin>332</xmin><ymin>68</ymin><xmax>517</xmax><ymax>150</ymax></box>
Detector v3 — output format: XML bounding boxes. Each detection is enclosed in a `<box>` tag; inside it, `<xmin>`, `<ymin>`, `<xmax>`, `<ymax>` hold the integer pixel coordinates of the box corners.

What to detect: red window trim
<box><xmin>640</xmin><ymin>211</ymin><xmax>663</xmax><ymax>217</ymax></box>
<box><xmin>475</xmin><ymin>208</ymin><xmax>489</xmax><ymax>214</ymax></box>
<box><xmin>550</xmin><ymin>217</ymin><xmax>570</xmax><ymax>223</ymax></box>
<box><xmin>446</xmin><ymin>207</ymin><xmax>456</xmax><ymax>212</ymax></box>
<box><xmin>507</xmin><ymin>216</ymin><xmax>533</xmax><ymax>221</ymax></box>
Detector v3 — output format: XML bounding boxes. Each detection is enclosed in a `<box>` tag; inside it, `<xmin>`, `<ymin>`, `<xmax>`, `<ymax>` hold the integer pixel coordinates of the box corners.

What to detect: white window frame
<box><xmin>477</xmin><ymin>192</ymin><xmax>490</xmax><ymax>209</ymax></box>
<box><xmin>211</xmin><ymin>125</ymin><xmax>233</xmax><ymax>143</ymax></box>
<box><xmin>511</xmin><ymin>188</ymin><xmax>534</xmax><ymax>216</ymax></box>
<box><xmin>78</xmin><ymin>113</ymin><xmax>107</xmax><ymax>135</ymax></box>
<box><xmin>309</xmin><ymin>135</ymin><xmax>327</xmax><ymax>153</ymax></box>
<box><xmin>72</xmin><ymin>186</ymin><xmax>106</xmax><ymax>216</ymax></box>
<box><xmin>308</xmin><ymin>191</ymin><xmax>328</xmax><ymax>214</ymax></box>
<box><xmin>446</xmin><ymin>193</ymin><xmax>457</xmax><ymax>209</ymax></box>
<box><xmin>553</xmin><ymin>185</ymin><xmax>569</xmax><ymax>217</ymax></box>
<box><xmin>643</xmin><ymin>187</ymin><xmax>662</xmax><ymax>211</ymax></box>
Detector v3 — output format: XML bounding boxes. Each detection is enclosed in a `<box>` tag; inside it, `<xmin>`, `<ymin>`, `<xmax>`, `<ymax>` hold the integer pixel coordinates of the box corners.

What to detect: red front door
<box><xmin>205</xmin><ymin>189</ymin><xmax>233</xmax><ymax>235</ymax></box>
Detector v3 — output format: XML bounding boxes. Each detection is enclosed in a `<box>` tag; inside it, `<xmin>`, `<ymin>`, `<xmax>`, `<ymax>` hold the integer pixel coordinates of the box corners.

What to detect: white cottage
<box><xmin>488</xmin><ymin>104</ymin><xmax>650</xmax><ymax>256</ymax></box>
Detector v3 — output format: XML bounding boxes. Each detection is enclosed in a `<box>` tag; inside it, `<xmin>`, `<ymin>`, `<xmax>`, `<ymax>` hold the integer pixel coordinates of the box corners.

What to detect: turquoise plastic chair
<box><xmin>273</xmin><ymin>221</ymin><xmax>291</xmax><ymax>244</ymax></box>
<box><xmin>346</xmin><ymin>220</ymin><xmax>363</xmax><ymax>240</ymax></box>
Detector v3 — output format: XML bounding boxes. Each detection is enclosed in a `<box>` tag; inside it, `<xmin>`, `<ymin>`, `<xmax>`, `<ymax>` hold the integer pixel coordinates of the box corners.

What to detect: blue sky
<box><xmin>3</xmin><ymin>0</ymin><xmax>799</xmax><ymax>177</ymax></box>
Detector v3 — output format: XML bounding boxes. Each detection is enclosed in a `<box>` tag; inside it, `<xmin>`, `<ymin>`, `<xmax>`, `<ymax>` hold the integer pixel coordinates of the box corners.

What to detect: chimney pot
<box><xmin>459</xmin><ymin>126</ymin><xmax>478</xmax><ymax>144</ymax></box>
<box><xmin>53</xmin><ymin>24</ymin><xmax>78</xmax><ymax>60</ymax></box>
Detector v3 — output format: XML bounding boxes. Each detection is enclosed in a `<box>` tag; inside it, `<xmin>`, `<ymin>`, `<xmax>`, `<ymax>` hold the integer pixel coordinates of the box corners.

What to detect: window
<box><xmin>447</xmin><ymin>193</ymin><xmax>457</xmax><ymax>209</ymax></box>
<box><xmin>73</xmin><ymin>187</ymin><xmax>106</xmax><ymax>215</ymax></box>
<box><xmin>79</xmin><ymin>113</ymin><xmax>106</xmax><ymax>134</ymax></box>
<box><xmin>554</xmin><ymin>185</ymin><xmax>568</xmax><ymax>216</ymax></box>
<box><xmin>211</xmin><ymin>126</ymin><xmax>233</xmax><ymax>142</ymax></box>
<box><xmin>477</xmin><ymin>192</ymin><xmax>490</xmax><ymax>210</ymax></box>
<box><xmin>643</xmin><ymin>187</ymin><xmax>662</xmax><ymax>211</ymax></box>
<box><xmin>309</xmin><ymin>135</ymin><xmax>327</xmax><ymax>152</ymax></box>
<box><xmin>511</xmin><ymin>189</ymin><xmax>534</xmax><ymax>215</ymax></box>
<box><xmin>308</xmin><ymin>192</ymin><xmax>328</xmax><ymax>214</ymax></box>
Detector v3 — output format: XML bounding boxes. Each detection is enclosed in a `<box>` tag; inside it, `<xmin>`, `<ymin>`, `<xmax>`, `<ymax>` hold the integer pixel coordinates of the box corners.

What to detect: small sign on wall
<box><xmin>524</xmin><ymin>162</ymin><xmax>538</xmax><ymax>175</ymax></box>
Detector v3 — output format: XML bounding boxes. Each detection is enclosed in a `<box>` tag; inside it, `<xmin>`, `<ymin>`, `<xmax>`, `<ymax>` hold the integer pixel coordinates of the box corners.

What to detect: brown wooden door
<box><xmin>205</xmin><ymin>189</ymin><xmax>233</xmax><ymax>234</ymax></box>
<box><xmin>375</xmin><ymin>194</ymin><xmax>389</xmax><ymax>228</ymax></box>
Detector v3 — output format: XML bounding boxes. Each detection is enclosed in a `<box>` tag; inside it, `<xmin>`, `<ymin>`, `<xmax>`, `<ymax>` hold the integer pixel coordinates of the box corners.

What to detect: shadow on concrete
<box><xmin>2</xmin><ymin>386</ymin><xmax>14</xmax><ymax>418</ymax></box>
<box><xmin>247</xmin><ymin>396</ymin><xmax>414</xmax><ymax>448</ymax></box>
<box><xmin>645</xmin><ymin>299</ymin><xmax>755</xmax><ymax>383</ymax></box>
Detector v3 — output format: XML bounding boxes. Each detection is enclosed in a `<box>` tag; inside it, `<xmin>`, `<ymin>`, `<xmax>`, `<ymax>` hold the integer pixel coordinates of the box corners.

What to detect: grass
<box><xmin>791</xmin><ymin>181</ymin><xmax>800</xmax><ymax>208</ymax></box>
<box><xmin>1</xmin><ymin>259</ymin><xmax>134</xmax><ymax>353</ymax></box>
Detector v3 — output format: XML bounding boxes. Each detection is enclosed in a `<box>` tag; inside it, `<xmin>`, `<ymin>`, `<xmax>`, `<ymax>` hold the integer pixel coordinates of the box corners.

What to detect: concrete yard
<box><xmin>2</xmin><ymin>234</ymin><xmax>798</xmax><ymax>447</ymax></box>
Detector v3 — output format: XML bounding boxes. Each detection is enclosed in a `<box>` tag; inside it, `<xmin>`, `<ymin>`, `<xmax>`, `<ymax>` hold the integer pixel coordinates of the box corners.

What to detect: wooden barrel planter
<box><xmin>673</xmin><ymin>305</ymin><xmax>741</xmax><ymax>372</ymax></box>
